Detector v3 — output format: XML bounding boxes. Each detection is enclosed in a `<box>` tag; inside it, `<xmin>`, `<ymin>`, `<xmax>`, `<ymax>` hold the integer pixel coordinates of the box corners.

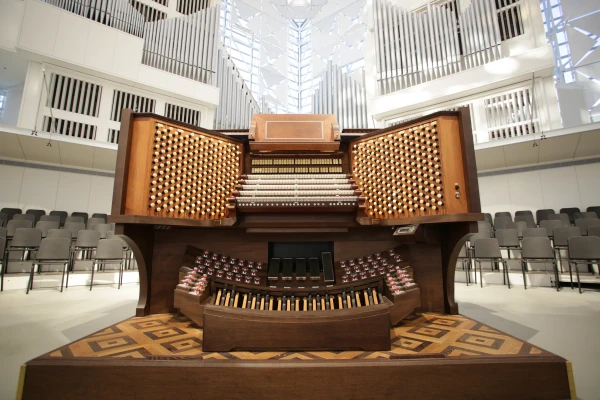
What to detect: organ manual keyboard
<box><xmin>21</xmin><ymin>108</ymin><xmax>573</xmax><ymax>400</ymax></box>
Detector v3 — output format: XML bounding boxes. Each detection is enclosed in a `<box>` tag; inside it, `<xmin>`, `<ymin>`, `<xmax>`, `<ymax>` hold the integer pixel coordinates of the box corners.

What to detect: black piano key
<box><xmin>291</xmin><ymin>295</ymin><xmax>295</xmax><ymax>311</ymax></box>
<box><xmin>282</xmin><ymin>258</ymin><xmax>293</xmax><ymax>280</ymax></box>
<box><xmin>308</xmin><ymin>295</ymin><xmax>313</xmax><ymax>311</ymax></box>
<box><xmin>295</xmin><ymin>258</ymin><xmax>307</xmax><ymax>280</ymax></box>
<box><xmin>268</xmin><ymin>258</ymin><xmax>281</xmax><ymax>281</ymax></box>
<box><xmin>316</xmin><ymin>295</ymin><xmax>322</xmax><ymax>310</ymax></box>
<box><xmin>342</xmin><ymin>292</ymin><xmax>348</xmax><ymax>308</ymax></box>
<box><xmin>309</xmin><ymin>258</ymin><xmax>320</xmax><ymax>280</ymax></box>
<box><xmin>350</xmin><ymin>290</ymin><xmax>357</xmax><ymax>307</ymax></box>
<box><xmin>322</xmin><ymin>252</ymin><xmax>335</xmax><ymax>283</ymax></box>
<box><xmin>325</xmin><ymin>294</ymin><xmax>330</xmax><ymax>309</ymax></box>
<box><xmin>377</xmin><ymin>287</ymin><xmax>384</xmax><ymax>303</ymax></box>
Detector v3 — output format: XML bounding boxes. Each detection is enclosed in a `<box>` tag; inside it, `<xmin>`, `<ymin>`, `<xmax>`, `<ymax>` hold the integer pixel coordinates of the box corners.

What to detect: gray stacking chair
<box><xmin>3</xmin><ymin>228</ymin><xmax>42</xmax><ymax>290</ymax></box>
<box><xmin>472</xmin><ymin>238</ymin><xmax>510</xmax><ymax>288</ymax></box>
<box><xmin>495</xmin><ymin>211</ymin><xmax>512</xmax><ymax>219</ymax></box>
<box><xmin>515</xmin><ymin>210</ymin><xmax>533</xmax><ymax>217</ymax></box>
<box><xmin>65</xmin><ymin>216</ymin><xmax>85</xmax><ymax>224</ymax></box>
<box><xmin>468</xmin><ymin>233</ymin><xmax>494</xmax><ymax>275</ymax></box>
<box><xmin>587</xmin><ymin>206</ymin><xmax>600</xmax><ymax>216</ymax></box>
<box><xmin>484</xmin><ymin>213</ymin><xmax>493</xmax><ymax>227</ymax></box>
<box><xmin>560</xmin><ymin>207</ymin><xmax>580</xmax><ymax>224</ymax></box>
<box><xmin>106</xmin><ymin>232</ymin><xmax>133</xmax><ymax>271</ymax></box>
<box><xmin>553</xmin><ymin>227</ymin><xmax>582</xmax><ymax>272</ymax></box>
<box><xmin>536</xmin><ymin>209</ymin><xmax>555</xmax><ymax>225</ymax></box>
<box><xmin>35</xmin><ymin>221</ymin><xmax>60</xmax><ymax>238</ymax></box>
<box><xmin>568</xmin><ymin>236</ymin><xmax>600</xmax><ymax>294</ymax></box>
<box><xmin>522</xmin><ymin>228</ymin><xmax>548</xmax><ymax>238</ymax></box>
<box><xmin>587</xmin><ymin>226</ymin><xmax>600</xmax><ymax>238</ymax></box>
<box><xmin>90</xmin><ymin>239</ymin><xmax>125</xmax><ymax>290</ymax></box>
<box><xmin>47</xmin><ymin>229</ymin><xmax>72</xmax><ymax>241</ymax></box>
<box><xmin>72</xmin><ymin>230</ymin><xmax>101</xmax><ymax>267</ymax></box>
<box><xmin>495</xmin><ymin>229</ymin><xmax>521</xmax><ymax>259</ymax></box>
<box><xmin>549</xmin><ymin>213</ymin><xmax>571</xmax><ymax>227</ymax></box>
<box><xmin>39</xmin><ymin>215</ymin><xmax>61</xmax><ymax>224</ymax></box>
<box><xmin>0</xmin><ymin>208</ymin><xmax>22</xmax><ymax>221</ymax></box>
<box><xmin>26</xmin><ymin>238</ymin><xmax>71</xmax><ymax>294</ymax></box>
<box><xmin>539</xmin><ymin>220</ymin><xmax>563</xmax><ymax>240</ymax></box>
<box><xmin>49</xmin><ymin>211</ymin><xmax>68</xmax><ymax>227</ymax></box>
<box><xmin>86</xmin><ymin>217</ymin><xmax>106</xmax><ymax>230</ymax></box>
<box><xmin>575</xmin><ymin>218</ymin><xmax>600</xmax><ymax>236</ymax></box>
<box><xmin>25</xmin><ymin>209</ymin><xmax>46</xmax><ymax>224</ymax></box>
<box><xmin>71</xmin><ymin>212</ymin><xmax>89</xmax><ymax>225</ymax></box>
<box><xmin>6</xmin><ymin>219</ymin><xmax>33</xmax><ymax>238</ymax></box>
<box><xmin>506</xmin><ymin>221</ymin><xmax>528</xmax><ymax>239</ymax></box>
<box><xmin>13</xmin><ymin>214</ymin><xmax>36</xmax><ymax>225</ymax></box>
<box><xmin>0</xmin><ymin>227</ymin><xmax>6</xmax><ymax>240</ymax></box>
<box><xmin>63</xmin><ymin>222</ymin><xmax>86</xmax><ymax>241</ymax></box>
<box><xmin>493</xmin><ymin>215</ymin><xmax>512</xmax><ymax>231</ymax></box>
<box><xmin>91</xmin><ymin>213</ymin><xmax>108</xmax><ymax>223</ymax></box>
<box><xmin>93</xmin><ymin>223</ymin><xmax>113</xmax><ymax>239</ymax></box>
<box><xmin>521</xmin><ymin>237</ymin><xmax>558</xmax><ymax>291</ymax></box>
<box><xmin>477</xmin><ymin>221</ymin><xmax>493</xmax><ymax>237</ymax></box>
<box><xmin>574</xmin><ymin>211</ymin><xmax>598</xmax><ymax>220</ymax></box>
<box><xmin>0</xmin><ymin>213</ymin><xmax>7</xmax><ymax>228</ymax></box>
<box><xmin>514</xmin><ymin>214</ymin><xmax>536</xmax><ymax>228</ymax></box>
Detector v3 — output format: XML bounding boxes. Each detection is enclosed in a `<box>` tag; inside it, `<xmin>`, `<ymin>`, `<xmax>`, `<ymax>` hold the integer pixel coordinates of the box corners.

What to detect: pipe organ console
<box><xmin>111</xmin><ymin>109</ymin><xmax>482</xmax><ymax>352</ymax></box>
<box><xmin>21</xmin><ymin>108</ymin><xmax>572</xmax><ymax>400</ymax></box>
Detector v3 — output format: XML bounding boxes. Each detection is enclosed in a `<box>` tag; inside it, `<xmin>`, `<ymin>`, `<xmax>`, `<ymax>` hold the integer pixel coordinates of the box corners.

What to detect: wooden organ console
<box><xmin>20</xmin><ymin>108</ymin><xmax>573</xmax><ymax>400</ymax></box>
<box><xmin>108</xmin><ymin>109</ymin><xmax>482</xmax><ymax>351</ymax></box>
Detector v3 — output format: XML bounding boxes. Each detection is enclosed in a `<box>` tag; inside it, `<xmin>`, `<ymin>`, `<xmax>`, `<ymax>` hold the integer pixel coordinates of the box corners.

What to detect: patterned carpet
<box><xmin>42</xmin><ymin>313</ymin><xmax>550</xmax><ymax>360</ymax></box>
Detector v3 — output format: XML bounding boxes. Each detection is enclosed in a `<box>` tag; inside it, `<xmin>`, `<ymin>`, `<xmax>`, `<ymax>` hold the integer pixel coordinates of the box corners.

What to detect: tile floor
<box><xmin>0</xmin><ymin>283</ymin><xmax>598</xmax><ymax>399</ymax></box>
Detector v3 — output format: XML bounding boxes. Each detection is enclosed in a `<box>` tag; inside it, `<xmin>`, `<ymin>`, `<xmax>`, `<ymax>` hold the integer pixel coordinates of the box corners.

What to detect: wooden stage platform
<box><xmin>19</xmin><ymin>312</ymin><xmax>575</xmax><ymax>399</ymax></box>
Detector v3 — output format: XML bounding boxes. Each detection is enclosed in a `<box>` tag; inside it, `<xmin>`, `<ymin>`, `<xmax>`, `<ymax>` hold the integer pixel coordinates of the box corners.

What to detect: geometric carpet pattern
<box><xmin>42</xmin><ymin>313</ymin><xmax>551</xmax><ymax>361</ymax></box>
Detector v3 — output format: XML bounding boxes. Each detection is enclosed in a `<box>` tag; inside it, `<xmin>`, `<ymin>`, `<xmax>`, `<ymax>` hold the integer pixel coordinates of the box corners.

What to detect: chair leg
<box><xmin>118</xmin><ymin>262</ymin><xmax>123</xmax><ymax>289</ymax></box>
<box><xmin>464</xmin><ymin>260</ymin><xmax>469</xmax><ymax>286</ymax></box>
<box><xmin>26</xmin><ymin>263</ymin><xmax>36</xmax><ymax>294</ymax></box>
<box><xmin>65</xmin><ymin>262</ymin><xmax>70</xmax><ymax>288</ymax></box>
<box><xmin>568</xmin><ymin>261</ymin><xmax>574</xmax><ymax>289</ymax></box>
<box><xmin>60</xmin><ymin>263</ymin><xmax>66</xmax><ymax>292</ymax></box>
<box><xmin>522</xmin><ymin>261</ymin><xmax>527</xmax><ymax>289</ymax></box>
<box><xmin>505</xmin><ymin>261</ymin><xmax>511</xmax><ymax>289</ymax></box>
<box><xmin>574</xmin><ymin>263</ymin><xmax>582</xmax><ymax>294</ymax></box>
<box><xmin>502</xmin><ymin>261</ymin><xmax>506</xmax><ymax>285</ymax></box>
<box><xmin>553</xmin><ymin>261</ymin><xmax>560</xmax><ymax>292</ymax></box>
<box><xmin>90</xmin><ymin>262</ymin><xmax>96</xmax><ymax>291</ymax></box>
<box><xmin>558</xmin><ymin>248</ymin><xmax>564</xmax><ymax>273</ymax></box>
<box><xmin>478</xmin><ymin>261</ymin><xmax>483</xmax><ymax>288</ymax></box>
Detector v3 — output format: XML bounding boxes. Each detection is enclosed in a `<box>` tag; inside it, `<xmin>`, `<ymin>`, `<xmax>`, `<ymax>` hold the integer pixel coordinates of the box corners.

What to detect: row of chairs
<box><xmin>1</xmin><ymin>227</ymin><xmax>131</xmax><ymax>293</ymax></box>
<box><xmin>2</xmin><ymin>219</ymin><xmax>114</xmax><ymax>240</ymax></box>
<box><xmin>484</xmin><ymin>207</ymin><xmax>600</xmax><ymax>230</ymax></box>
<box><xmin>0</xmin><ymin>208</ymin><xmax>107</xmax><ymax>228</ymax></box>
<box><xmin>460</xmin><ymin>234</ymin><xmax>600</xmax><ymax>293</ymax></box>
<box><xmin>478</xmin><ymin>219</ymin><xmax>600</xmax><ymax>240</ymax></box>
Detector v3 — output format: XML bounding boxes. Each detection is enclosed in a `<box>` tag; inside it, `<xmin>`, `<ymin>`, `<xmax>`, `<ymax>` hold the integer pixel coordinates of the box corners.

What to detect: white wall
<box><xmin>478</xmin><ymin>162</ymin><xmax>600</xmax><ymax>215</ymax></box>
<box><xmin>0</xmin><ymin>163</ymin><xmax>114</xmax><ymax>214</ymax></box>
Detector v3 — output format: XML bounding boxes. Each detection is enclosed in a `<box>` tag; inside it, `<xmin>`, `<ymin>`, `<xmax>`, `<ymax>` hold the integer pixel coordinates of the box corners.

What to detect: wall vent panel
<box><xmin>46</xmin><ymin>74</ymin><xmax>102</xmax><ymax>117</ymax></box>
<box><xmin>43</xmin><ymin>116</ymin><xmax>97</xmax><ymax>140</ymax></box>
<box><xmin>164</xmin><ymin>103</ymin><xmax>201</xmax><ymax>126</ymax></box>
<box><xmin>110</xmin><ymin>90</ymin><xmax>156</xmax><ymax>122</ymax></box>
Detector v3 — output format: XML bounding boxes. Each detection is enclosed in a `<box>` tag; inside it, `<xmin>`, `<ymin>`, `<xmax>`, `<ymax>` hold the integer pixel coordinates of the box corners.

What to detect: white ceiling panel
<box><xmin>59</xmin><ymin>141</ymin><xmax>96</xmax><ymax>169</ymax></box>
<box><xmin>18</xmin><ymin>135</ymin><xmax>62</xmax><ymax>164</ymax></box>
<box><xmin>474</xmin><ymin>147</ymin><xmax>506</xmax><ymax>171</ymax></box>
<box><xmin>537</xmin><ymin>134</ymin><xmax>580</xmax><ymax>163</ymax></box>
<box><xmin>0</xmin><ymin>131</ymin><xmax>25</xmax><ymax>159</ymax></box>
<box><xmin>92</xmin><ymin>147</ymin><xmax>117</xmax><ymax>171</ymax></box>
<box><xmin>502</xmin><ymin>141</ymin><xmax>540</xmax><ymax>168</ymax></box>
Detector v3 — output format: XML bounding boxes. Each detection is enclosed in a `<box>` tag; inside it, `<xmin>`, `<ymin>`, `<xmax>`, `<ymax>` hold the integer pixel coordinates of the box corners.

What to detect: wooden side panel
<box><xmin>438</xmin><ymin>116</ymin><xmax>469</xmax><ymax>215</ymax></box>
<box><xmin>124</xmin><ymin>117</ymin><xmax>154</xmax><ymax>216</ymax></box>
